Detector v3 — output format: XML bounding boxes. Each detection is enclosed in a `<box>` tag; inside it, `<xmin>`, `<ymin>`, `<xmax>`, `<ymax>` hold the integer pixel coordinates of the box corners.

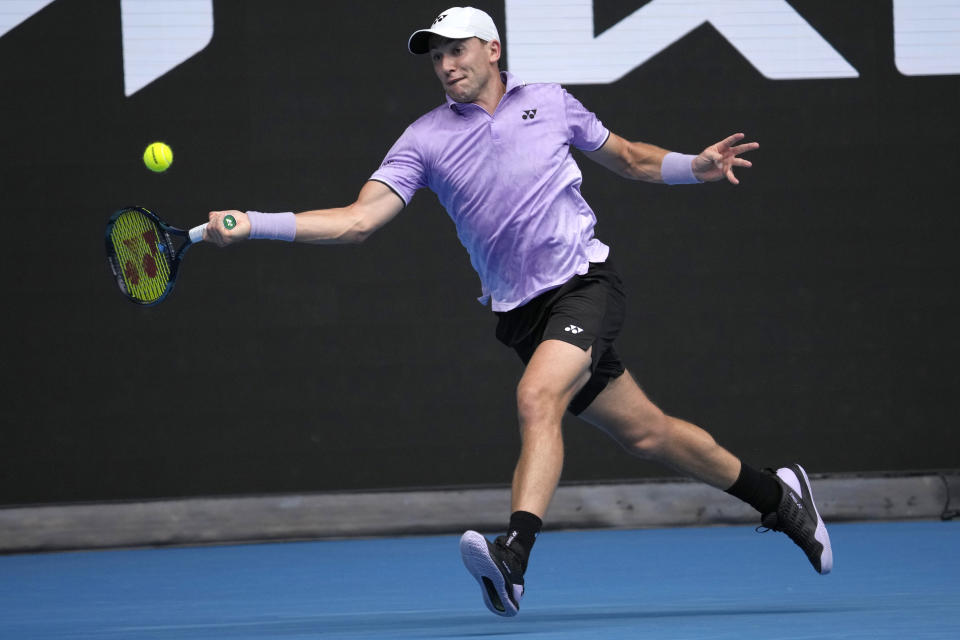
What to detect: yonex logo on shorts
<box><xmin>522</xmin><ymin>109</ymin><xmax>537</xmax><ymax>120</ymax></box>
<box><xmin>564</xmin><ymin>325</ymin><xmax>583</xmax><ymax>334</ymax></box>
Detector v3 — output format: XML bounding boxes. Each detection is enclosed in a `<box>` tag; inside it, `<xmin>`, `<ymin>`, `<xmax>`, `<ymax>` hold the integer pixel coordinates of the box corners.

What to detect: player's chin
<box><xmin>446</xmin><ymin>85</ymin><xmax>475</xmax><ymax>103</ymax></box>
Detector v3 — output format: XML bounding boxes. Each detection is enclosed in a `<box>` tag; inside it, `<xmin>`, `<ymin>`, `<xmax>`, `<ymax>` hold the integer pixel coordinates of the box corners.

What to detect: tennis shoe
<box><xmin>459</xmin><ymin>530</ymin><xmax>525</xmax><ymax>617</ymax></box>
<box><xmin>760</xmin><ymin>463</ymin><xmax>833</xmax><ymax>574</ymax></box>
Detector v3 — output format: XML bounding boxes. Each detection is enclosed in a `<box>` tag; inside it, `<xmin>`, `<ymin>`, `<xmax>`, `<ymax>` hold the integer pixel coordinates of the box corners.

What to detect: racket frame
<box><xmin>105</xmin><ymin>206</ymin><xmax>205</xmax><ymax>306</ymax></box>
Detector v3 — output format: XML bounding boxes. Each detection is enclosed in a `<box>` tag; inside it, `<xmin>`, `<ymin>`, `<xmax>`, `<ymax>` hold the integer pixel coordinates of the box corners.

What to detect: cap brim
<box><xmin>407</xmin><ymin>27</ymin><xmax>477</xmax><ymax>54</ymax></box>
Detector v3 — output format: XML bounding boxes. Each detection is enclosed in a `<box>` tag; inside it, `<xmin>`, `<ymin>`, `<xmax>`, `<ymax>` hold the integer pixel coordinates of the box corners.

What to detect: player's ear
<box><xmin>488</xmin><ymin>39</ymin><xmax>501</xmax><ymax>64</ymax></box>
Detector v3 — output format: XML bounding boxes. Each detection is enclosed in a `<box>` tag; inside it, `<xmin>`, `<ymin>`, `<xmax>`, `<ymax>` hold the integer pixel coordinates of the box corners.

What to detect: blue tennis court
<box><xmin>1</xmin><ymin>520</ymin><xmax>956</xmax><ymax>639</ymax></box>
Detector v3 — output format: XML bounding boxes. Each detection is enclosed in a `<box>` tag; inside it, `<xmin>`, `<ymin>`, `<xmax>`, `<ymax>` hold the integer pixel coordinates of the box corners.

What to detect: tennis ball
<box><xmin>143</xmin><ymin>142</ymin><xmax>173</xmax><ymax>173</ymax></box>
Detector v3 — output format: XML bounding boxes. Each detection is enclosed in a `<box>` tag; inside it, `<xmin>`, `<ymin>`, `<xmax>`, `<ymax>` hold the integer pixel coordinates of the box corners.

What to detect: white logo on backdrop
<box><xmin>505</xmin><ymin>0</ymin><xmax>960</xmax><ymax>83</ymax></box>
<box><xmin>894</xmin><ymin>0</ymin><xmax>960</xmax><ymax>76</ymax></box>
<box><xmin>0</xmin><ymin>0</ymin><xmax>213</xmax><ymax>96</ymax></box>
<box><xmin>2</xmin><ymin>1</ymin><xmax>958</xmax><ymax>95</ymax></box>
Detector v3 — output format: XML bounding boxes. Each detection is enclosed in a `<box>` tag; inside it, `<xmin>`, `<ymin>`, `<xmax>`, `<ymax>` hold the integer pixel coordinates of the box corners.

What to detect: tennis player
<box><xmin>206</xmin><ymin>6</ymin><xmax>833</xmax><ymax>617</ymax></box>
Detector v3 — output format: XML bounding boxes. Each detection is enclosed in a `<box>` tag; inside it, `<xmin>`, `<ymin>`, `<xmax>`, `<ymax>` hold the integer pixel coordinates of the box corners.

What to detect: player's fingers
<box><xmin>724</xmin><ymin>157</ymin><xmax>745</xmax><ymax>183</ymax></box>
<box><xmin>206</xmin><ymin>211</ymin><xmax>229</xmax><ymax>245</ymax></box>
<box><xmin>208</xmin><ymin>210</ymin><xmax>247</xmax><ymax>246</ymax></box>
<box><xmin>716</xmin><ymin>132</ymin><xmax>745</xmax><ymax>150</ymax></box>
<box><xmin>730</xmin><ymin>142</ymin><xmax>759</xmax><ymax>156</ymax></box>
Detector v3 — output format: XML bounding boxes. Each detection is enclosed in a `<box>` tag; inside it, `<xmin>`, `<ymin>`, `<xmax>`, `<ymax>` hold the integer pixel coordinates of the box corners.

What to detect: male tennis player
<box><xmin>206</xmin><ymin>6</ymin><xmax>833</xmax><ymax>618</ymax></box>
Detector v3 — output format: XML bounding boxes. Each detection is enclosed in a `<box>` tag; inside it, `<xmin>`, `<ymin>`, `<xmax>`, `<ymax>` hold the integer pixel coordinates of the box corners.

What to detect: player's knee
<box><xmin>516</xmin><ymin>380</ymin><xmax>563</xmax><ymax>429</ymax></box>
<box><xmin>620</xmin><ymin>411</ymin><xmax>670</xmax><ymax>459</ymax></box>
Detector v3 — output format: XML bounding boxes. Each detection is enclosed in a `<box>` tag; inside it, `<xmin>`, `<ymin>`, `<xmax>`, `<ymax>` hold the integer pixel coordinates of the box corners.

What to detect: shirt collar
<box><xmin>446</xmin><ymin>71</ymin><xmax>525</xmax><ymax>113</ymax></box>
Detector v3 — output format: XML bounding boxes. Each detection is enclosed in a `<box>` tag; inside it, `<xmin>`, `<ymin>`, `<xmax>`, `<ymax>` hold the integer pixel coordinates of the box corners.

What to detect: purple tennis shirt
<box><xmin>370</xmin><ymin>71</ymin><xmax>611</xmax><ymax>311</ymax></box>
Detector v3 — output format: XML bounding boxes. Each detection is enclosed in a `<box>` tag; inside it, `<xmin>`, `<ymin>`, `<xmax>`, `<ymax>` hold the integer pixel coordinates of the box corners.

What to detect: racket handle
<box><xmin>189</xmin><ymin>223</ymin><xmax>207</xmax><ymax>244</ymax></box>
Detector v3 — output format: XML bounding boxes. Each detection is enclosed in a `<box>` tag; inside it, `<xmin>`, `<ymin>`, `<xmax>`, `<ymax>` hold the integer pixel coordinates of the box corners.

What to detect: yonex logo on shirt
<box><xmin>564</xmin><ymin>325</ymin><xmax>583</xmax><ymax>334</ymax></box>
<box><xmin>522</xmin><ymin>109</ymin><xmax>537</xmax><ymax>120</ymax></box>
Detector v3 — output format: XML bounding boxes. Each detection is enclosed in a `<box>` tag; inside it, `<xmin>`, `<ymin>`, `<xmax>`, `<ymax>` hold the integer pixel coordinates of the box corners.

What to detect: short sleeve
<box><xmin>369</xmin><ymin>127</ymin><xmax>428</xmax><ymax>205</ymax></box>
<box><xmin>562</xmin><ymin>88</ymin><xmax>610</xmax><ymax>152</ymax></box>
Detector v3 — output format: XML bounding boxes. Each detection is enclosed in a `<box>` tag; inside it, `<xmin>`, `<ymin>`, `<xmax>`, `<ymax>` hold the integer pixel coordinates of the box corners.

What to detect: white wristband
<box><xmin>661</xmin><ymin>152</ymin><xmax>702</xmax><ymax>185</ymax></box>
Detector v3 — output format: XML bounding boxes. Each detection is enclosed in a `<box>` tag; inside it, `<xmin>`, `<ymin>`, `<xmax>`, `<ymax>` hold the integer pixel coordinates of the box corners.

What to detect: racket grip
<box><xmin>189</xmin><ymin>223</ymin><xmax>207</xmax><ymax>244</ymax></box>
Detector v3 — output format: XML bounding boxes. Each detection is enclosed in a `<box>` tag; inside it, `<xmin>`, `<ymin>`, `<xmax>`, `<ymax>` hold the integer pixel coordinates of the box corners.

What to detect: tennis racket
<box><xmin>105</xmin><ymin>206</ymin><xmax>235</xmax><ymax>305</ymax></box>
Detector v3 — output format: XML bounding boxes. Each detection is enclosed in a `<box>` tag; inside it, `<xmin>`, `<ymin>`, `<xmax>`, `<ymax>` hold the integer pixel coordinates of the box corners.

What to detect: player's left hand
<box><xmin>692</xmin><ymin>133</ymin><xmax>759</xmax><ymax>185</ymax></box>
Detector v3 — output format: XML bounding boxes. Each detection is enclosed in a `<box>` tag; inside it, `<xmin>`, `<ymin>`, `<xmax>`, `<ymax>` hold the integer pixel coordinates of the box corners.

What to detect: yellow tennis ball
<box><xmin>143</xmin><ymin>142</ymin><xmax>173</xmax><ymax>173</ymax></box>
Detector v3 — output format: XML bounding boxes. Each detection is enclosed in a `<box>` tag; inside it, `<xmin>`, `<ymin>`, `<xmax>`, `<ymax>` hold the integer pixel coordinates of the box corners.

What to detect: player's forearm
<box><xmin>607</xmin><ymin>140</ymin><xmax>701</xmax><ymax>185</ymax></box>
<box><xmin>294</xmin><ymin>205</ymin><xmax>376</xmax><ymax>244</ymax></box>
<box><xmin>218</xmin><ymin>182</ymin><xmax>400</xmax><ymax>246</ymax></box>
<box><xmin>617</xmin><ymin>141</ymin><xmax>670</xmax><ymax>182</ymax></box>
<box><xmin>588</xmin><ymin>134</ymin><xmax>671</xmax><ymax>183</ymax></box>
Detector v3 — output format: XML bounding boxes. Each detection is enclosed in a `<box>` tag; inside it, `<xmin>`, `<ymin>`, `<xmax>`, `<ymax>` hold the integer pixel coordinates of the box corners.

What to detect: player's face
<box><xmin>429</xmin><ymin>37</ymin><xmax>498</xmax><ymax>103</ymax></box>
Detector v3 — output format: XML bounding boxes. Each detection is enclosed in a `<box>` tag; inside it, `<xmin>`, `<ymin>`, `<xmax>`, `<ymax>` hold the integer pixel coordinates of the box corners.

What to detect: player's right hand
<box><xmin>205</xmin><ymin>210</ymin><xmax>250</xmax><ymax>246</ymax></box>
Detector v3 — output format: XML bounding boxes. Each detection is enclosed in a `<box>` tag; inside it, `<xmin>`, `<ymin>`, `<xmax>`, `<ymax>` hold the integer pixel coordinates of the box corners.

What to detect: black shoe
<box><xmin>760</xmin><ymin>464</ymin><xmax>833</xmax><ymax>574</ymax></box>
<box><xmin>459</xmin><ymin>530</ymin><xmax>525</xmax><ymax>616</ymax></box>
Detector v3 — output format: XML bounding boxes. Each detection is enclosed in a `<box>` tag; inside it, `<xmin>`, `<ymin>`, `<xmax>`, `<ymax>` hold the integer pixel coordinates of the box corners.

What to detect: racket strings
<box><xmin>109</xmin><ymin>209</ymin><xmax>172</xmax><ymax>303</ymax></box>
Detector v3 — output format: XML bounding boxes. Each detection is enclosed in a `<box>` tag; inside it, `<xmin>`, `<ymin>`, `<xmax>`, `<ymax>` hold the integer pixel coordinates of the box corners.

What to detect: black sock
<box><xmin>505</xmin><ymin>510</ymin><xmax>542</xmax><ymax>572</ymax></box>
<box><xmin>725</xmin><ymin>463</ymin><xmax>782</xmax><ymax>515</ymax></box>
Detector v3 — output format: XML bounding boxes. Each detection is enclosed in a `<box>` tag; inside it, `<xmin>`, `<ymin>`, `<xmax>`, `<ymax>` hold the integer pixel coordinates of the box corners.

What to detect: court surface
<box><xmin>1</xmin><ymin>521</ymin><xmax>956</xmax><ymax>639</ymax></box>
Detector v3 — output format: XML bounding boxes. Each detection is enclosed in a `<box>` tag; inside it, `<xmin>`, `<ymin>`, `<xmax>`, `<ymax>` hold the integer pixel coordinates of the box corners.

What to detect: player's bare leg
<box><xmin>510</xmin><ymin>339</ymin><xmax>593</xmax><ymax>517</ymax></box>
<box><xmin>579</xmin><ymin>369</ymin><xmax>832</xmax><ymax>574</ymax></box>
<box><xmin>578</xmin><ymin>370</ymin><xmax>740</xmax><ymax>488</ymax></box>
<box><xmin>460</xmin><ymin>338</ymin><xmax>591</xmax><ymax>617</ymax></box>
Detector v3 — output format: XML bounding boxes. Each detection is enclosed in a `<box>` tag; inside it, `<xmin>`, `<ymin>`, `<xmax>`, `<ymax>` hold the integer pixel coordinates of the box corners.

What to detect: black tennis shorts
<box><xmin>494</xmin><ymin>260</ymin><xmax>627</xmax><ymax>415</ymax></box>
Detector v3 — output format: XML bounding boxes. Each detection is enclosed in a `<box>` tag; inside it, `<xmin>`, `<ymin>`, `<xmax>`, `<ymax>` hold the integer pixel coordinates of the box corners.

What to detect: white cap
<box><xmin>408</xmin><ymin>7</ymin><xmax>500</xmax><ymax>55</ymax></box>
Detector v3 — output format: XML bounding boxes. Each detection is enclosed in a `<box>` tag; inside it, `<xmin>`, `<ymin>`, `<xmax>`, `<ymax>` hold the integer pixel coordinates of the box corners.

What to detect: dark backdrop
<box><xmin>2</xmin><ymin>1</ymin><xmax>957</xmax><ymax>505</ymax></box>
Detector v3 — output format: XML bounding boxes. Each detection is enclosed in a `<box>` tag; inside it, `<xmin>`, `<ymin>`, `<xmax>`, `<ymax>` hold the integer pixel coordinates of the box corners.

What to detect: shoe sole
<box><xmin>790</xmin><ymin>463</ymin><xmax>834</xmax><ymax>574</ymax></box>
<box><xmin>459</xmin><ymin>531</ymin><xmax>519</xmax><ymax>617</ymax></box>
